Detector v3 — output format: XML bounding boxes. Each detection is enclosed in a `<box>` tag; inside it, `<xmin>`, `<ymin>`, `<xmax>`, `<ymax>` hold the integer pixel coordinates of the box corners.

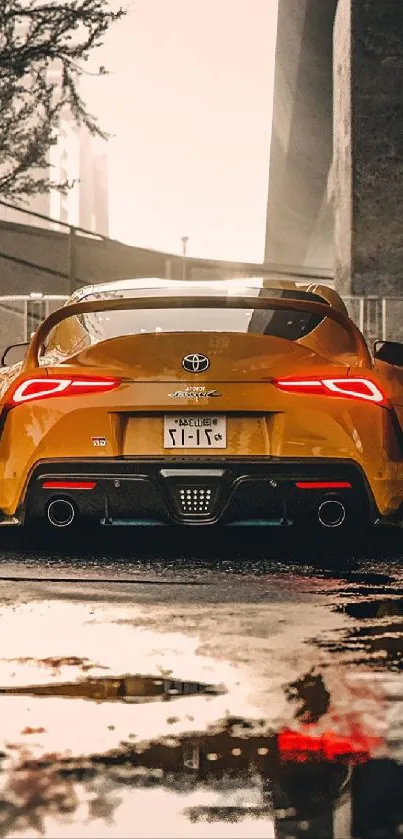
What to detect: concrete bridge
<box><xmin>0</xmin><ymin>204</ymin><xmax>332</xmax><ymax>299</ymax></box>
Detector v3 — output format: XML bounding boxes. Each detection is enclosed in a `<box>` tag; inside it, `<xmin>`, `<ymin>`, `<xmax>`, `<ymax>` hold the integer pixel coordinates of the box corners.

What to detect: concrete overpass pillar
<box><xmin>333</xmin><ymin>0</ymin><xmax>403</xmax><ymax>296</ymax></box>
<box><xmin>265</xmin><ymin>0</ymin><xmax>336</xmax><ymax>272</ymax></box>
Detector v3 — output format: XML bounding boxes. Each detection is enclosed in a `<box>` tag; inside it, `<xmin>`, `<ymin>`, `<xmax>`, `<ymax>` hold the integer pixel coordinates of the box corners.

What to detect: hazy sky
<box><xmin>87</xmin><ymin>0</ymin><xmax>278</xmax><ymax>262</ymax></box>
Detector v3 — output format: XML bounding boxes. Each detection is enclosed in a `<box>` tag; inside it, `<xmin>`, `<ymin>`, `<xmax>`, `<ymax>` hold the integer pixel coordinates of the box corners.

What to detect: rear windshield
<box><xmin>71</xmin><ymin>288</ymin><xmax>326</xmax><ymax>343</ymax></box>
<box><xmin>75</xmin><ymin>306</ymin><xmax>323</xmax><ymax>342</ymax></box>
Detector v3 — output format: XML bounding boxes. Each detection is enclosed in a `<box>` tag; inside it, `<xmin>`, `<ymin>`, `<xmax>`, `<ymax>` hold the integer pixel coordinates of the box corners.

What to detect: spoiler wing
<box><xmin>24</xmin><ymin>295</ymin><xmax>372</xmax><ymax>370</ymax></box>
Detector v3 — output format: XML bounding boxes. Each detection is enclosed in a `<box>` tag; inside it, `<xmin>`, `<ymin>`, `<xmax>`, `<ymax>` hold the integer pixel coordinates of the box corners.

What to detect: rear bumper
<box><xmin>15</xmin><ymin>457</ymin><xmax>389</xmax><ymax>528</ymax></box>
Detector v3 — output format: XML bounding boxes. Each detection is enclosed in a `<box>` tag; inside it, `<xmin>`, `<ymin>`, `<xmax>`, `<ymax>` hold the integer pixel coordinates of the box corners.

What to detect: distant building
<box><xmin>48</xmin><ymin>116</ymin><xmax>109</xmax><ymax>236</ymax></box>
<box><xmin>48</xmin><ymin>114</ymin><xmax>81</xmax><ymax>229</ymax></box>
<box><xmin>0</xmin><ymin>101</ymin><xmax>109</xmax><ymax>236</ymax></box>
<box><xmin>78</xmin><ymin>129</ymin><xmax>109</xmax><ymax>236</ymax></box>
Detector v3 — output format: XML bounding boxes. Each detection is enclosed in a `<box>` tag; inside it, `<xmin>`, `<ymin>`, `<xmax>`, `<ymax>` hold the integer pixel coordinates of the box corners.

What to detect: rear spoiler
<box><xmin>24</xmin><ymin>295</ymin><xmax>372</xmax><ymax>370</ymax></box>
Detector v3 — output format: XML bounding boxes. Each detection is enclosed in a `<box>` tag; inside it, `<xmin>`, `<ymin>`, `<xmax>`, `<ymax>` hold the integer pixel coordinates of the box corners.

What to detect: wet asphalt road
<box><xmin>0</xmin><ymin>527</ymin><xmax>402</xmax><ymax>838</ymax></box>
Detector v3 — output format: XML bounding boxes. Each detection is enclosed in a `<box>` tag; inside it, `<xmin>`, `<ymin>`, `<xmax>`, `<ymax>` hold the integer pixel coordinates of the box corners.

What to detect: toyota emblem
<box><xmin>182</xmin><ymin>353</ymin><xmax>210</xmax><ymax>373</ymax></box>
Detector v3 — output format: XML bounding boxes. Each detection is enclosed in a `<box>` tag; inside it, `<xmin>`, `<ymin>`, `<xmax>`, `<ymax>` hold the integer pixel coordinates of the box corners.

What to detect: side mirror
<box><xmin>1</xmin><ymin>342</ymin><xmax>30</xmax><ymax>367</ymax></box>
<box><xmin>374</xmin><ymin>340</ymin><xmax>403</xmax><ymax>367</ymax></box>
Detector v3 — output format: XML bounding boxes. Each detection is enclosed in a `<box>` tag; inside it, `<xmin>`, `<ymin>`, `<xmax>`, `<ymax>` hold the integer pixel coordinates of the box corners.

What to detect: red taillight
<box><xmin>273</xmin><ymin>376</ymin><xmax>387</xmax><ymax>404</ymax></box>
<box><xmin>295</xmin><ymin>481</ymin><xmax>352</xmax><ymax>490</ymax></box>
<box><xmin>7</xmin><ymin>376</ymin><xmax>120</xmax><ymax>407</ymax></box>
<box><xmin>277</xmin><ymin>728</ymin><xmax>372</xmax><ymax>764</ymax></box>
<box><xmin>42</xmin><ymin>481</ymin><xmax>96</xmax><ymax>490</ymax></box>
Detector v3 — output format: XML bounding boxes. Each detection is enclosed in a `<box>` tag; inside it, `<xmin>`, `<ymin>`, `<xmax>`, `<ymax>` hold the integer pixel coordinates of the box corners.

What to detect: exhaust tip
<box><xmin>47</xmin><ymin>498</ymin><xmax>75</xmax><ymax>528</ymax></box>
<box><xmin>317</xmin><ymin>499</ymin><xmax>346</xmax><ymax>529</ymax></box>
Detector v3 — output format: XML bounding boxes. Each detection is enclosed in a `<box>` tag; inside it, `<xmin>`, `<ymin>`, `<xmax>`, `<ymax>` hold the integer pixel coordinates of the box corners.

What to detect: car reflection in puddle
<box><xmin>1</xmin><ymin>552</ymin><xmax>403</xmax><ymax>837</ymax></box>
<box><xmin>0</xmin><ymin>668</ymin><xmax>402</xmax><ymax>838</ymax></box>
<box><xmin>0</xmin><ymin>673</ymin><xmax>221</xmax><ymax>702</ymax></box>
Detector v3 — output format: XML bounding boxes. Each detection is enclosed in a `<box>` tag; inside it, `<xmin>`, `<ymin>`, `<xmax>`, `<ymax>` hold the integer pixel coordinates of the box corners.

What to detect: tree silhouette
<box><xmin>0</xmin><ymin>0</ymin><xmax>125</xmax><ymax>199</ymax></box>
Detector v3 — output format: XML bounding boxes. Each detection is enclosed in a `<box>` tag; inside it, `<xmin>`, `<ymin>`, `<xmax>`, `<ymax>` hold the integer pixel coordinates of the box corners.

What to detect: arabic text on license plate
<box><xmin>163</xmin><ymin>415</ymin><xmax>226</xmax><ymax>448</ymax></box>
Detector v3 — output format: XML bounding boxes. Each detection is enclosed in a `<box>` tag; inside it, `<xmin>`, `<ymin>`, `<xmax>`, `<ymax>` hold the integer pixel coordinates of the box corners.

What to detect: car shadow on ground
<box><xmin>0</xmin><ymin>524</ymin><xmax>401</xmax><ymax>570</ymax></box>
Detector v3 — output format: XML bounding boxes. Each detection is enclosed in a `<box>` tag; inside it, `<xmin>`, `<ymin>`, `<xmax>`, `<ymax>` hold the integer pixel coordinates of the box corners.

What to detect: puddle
<box><xmin>0</xmin><ymin>664</ymin><xmax>390</xmax><ymax>839</ymax></box>
<box><xmin>319</xmin><ymin>622</ymin><xmax>403</xmax><ymax>670</ymax></box>
<box><xmin>0</xmin><ymin>717</ymin><xmax>397</xmax><ymax>839</ymax></box>
<box><xmin>317</xmin><ymin>592</ymin><xmax>403</xmax><ymax>671</ymax></box>
<box><xmin>0</xmin><ymin>674</ymin><xmax>222</xmax><ymax>702</ymax></box>
<box><xmin>332</xmin><ymin>586</ymin><xmax>403</xmax><ymax>598</ymax></box>
<box><xmin>0</xmin><ymin>583</ymin><xmax>402</xmax><ymax>836</ymax></box>
<box><xmin>2</xmin><ymin>656</ymin><xmax>109</xmax><ymax>675</ymax></box>
<box><xmin>49</xmin><ymin>717</ymin><xmax>379</xmax><ymax>775</ymax></box>
<box><xmin>321</xmin><ymin>573</ymin><xmax>394</xmax><ymax>586</ymax></box>
<box><xmin>0</xmin><ymin>659</ymin><xmax>400</xmax><ymax>838</ymax></box>
<box><xmin>337</xmin><ymin>599</ymin><xmax>403</xmax><ymax>620</ymax></box>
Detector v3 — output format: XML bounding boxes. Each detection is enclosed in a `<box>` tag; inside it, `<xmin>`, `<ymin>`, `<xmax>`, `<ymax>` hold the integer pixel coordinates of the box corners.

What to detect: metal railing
<box><xmin>0</xmin><ymin>200</ymin><xmax>338</xmax><ymax>291</ymax></box>
<box><xmin>0</xmin><ymin>200</ymin><xmax>109</xmax><ymax>294</ymax></box>
<box><xmin>0</xmin><ymin>293</ymin><xmax>402</xmax><ymax>349</ymax></box>
<box><xmin>343</xmin><ymin>296</ymin><xmax>403</xmax><ymax>344</ymax></box>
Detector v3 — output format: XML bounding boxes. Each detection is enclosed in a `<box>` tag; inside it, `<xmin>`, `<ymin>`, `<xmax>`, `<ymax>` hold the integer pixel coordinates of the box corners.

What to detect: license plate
<box><xmin>163</xmin><ymin>415</ymin><xmax>226</xmax><ymax>448</ymax></box>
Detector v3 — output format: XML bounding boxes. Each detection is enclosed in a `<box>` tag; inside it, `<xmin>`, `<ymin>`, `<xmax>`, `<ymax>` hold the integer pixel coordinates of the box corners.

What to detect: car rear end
<box><xmin>0</xmin><ymin>284</ymin><xmax>401</xmax><ymax>531</ymax></box>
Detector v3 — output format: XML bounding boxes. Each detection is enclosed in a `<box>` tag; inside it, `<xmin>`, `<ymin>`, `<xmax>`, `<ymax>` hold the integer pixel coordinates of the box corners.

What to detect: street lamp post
<box><xmin>181</xmin><ymin>236</ymin><xmax>189</xmax><ymax>282</ymax></box>
<box><xmin>68</xmin><ymin>226</ymin><xmax>76</xmax><ymax>294</ymax></box>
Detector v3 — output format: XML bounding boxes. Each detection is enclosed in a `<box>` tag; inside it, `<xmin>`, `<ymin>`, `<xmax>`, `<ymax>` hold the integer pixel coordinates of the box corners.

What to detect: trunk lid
<box><xmin>66</xmin><ymin>332</ymin><xmax>349</xmax><ymax>382</ymax></box>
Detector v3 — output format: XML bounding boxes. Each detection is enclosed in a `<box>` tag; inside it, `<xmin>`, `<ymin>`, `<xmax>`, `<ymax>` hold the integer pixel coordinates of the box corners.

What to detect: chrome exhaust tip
<box><xmin>317</xmin><ymin>499</ymin><xmax>346</xmax><ymax>528</ymax></box>
<box><xmin>47</xmin><ymin>498</ymin><xmax>75</xmax><ymax>528</ymax></box>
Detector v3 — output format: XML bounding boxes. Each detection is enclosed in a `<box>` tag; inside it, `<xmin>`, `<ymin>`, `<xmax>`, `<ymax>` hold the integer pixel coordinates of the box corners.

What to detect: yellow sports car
<box><xmin>0</xmin><ymin>277</ymin><xmax>401</xmax><ymax>531</ymax></box>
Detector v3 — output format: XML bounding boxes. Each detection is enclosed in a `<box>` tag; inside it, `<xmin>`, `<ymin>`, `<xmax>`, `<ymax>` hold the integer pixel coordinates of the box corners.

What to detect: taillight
<box><xmin>277</xmin><ymin>728</ymin><xmax>374</xmax><ymax>763</ymax></box>
<box><xmin>295</xmin><ymin>481</ymin><xmax>352</xmax><ymax>490</ymax></box>
<box><xmin>273</xmin><ymin>376</ymin><xmax>387</xmax><ymax>405</ymax></box>
<box><xmin>7</xmin><ymin>376</ymin><xmax>120</xmax><ymax>407</ymax></box>
<box><xmin>42</xmin><ymin>481</ymin><xmax>97</xmax><ymax>490</ymax></box>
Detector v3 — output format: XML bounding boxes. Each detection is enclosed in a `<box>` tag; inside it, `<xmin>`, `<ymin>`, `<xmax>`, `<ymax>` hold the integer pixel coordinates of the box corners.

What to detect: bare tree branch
<box><xmin>0</xmin><ymin>0</ymin><xmax>125</xmax><ymax>200</ymax></box>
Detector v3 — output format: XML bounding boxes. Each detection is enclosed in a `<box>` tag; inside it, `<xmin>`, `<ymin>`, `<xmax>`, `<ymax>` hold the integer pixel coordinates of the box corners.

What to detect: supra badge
<box><xmin>168</xmin><ymin>386</ymin><xmax>220</xmax><ymax>399</ymax></box>
<box><xmin>182</xmin><ymin>353</ymin><xmax>210</xmax><ymax>373</ymax></box>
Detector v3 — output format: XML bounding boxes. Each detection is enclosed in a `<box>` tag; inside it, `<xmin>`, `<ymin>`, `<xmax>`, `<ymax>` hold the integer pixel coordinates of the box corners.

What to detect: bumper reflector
<box><xmin>295</xmin><ymin>481</ymin><xmax>352</xmax><ymax>490</ymax></box>
<box><xmin>42</xmin><ymin>481</ymin><xmax>97</xmax><ymax>491</ymax></box>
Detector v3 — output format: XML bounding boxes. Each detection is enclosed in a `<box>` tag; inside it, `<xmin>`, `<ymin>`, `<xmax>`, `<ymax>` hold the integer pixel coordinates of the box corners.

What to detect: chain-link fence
<box><xmin>0</xmin><ymin>295</ymin><xmax>67</xmax><ymax>352</ymax></box>
<box><xmin>0</xmin><ymin>294</ymin><xmax>402</xmax><ymax>357</ymax></box>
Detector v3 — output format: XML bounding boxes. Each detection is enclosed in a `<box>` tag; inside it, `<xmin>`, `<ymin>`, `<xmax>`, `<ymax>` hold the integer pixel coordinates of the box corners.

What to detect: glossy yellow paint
<box><xmin>0</xmin><ymin>278</ymin><xmax>401</xmax><ymax>523</ymax></box>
